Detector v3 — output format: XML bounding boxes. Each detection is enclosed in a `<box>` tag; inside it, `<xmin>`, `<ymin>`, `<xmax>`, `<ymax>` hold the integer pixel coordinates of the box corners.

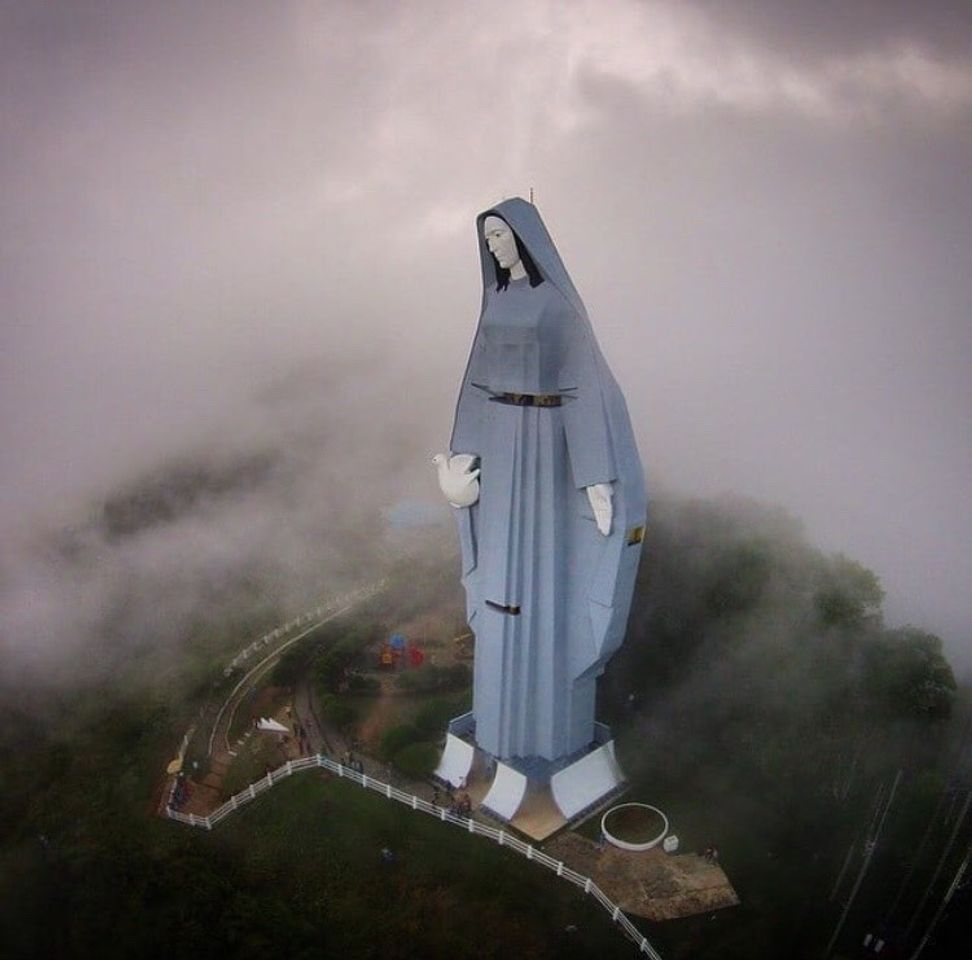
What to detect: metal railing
<box><xmin>206</xmin><ymin>581</ymin><xmax>386</xmax><ymax>757</ymax></box>
<box><xmin>165</xmin><ymin>754</ymin><xmax>663</xmax><ymax>958</ymax></box>
<box><xmin>222</xmin><ymin>582</ymin><xmax>387</xmax><ymax>676</ymax></box>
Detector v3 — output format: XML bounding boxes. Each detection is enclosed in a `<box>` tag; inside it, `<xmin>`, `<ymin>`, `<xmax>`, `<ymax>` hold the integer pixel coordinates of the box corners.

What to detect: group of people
<box><xmin>292</xmin><ymin>719</ymin><xmax>310</xmax><ymax>754</ymax></box>
<box><xmin>430</xmin><ymin>781</ymin><xmax>473</xmax><ymax>817</ymax></box>
<box><xmin>342</xmin><ymin>750</ymin><xmax>365</xmax><ymax>774</ymax></box>
<box><xmin>170</xmin><ymin>771</ymin><xmax>190</xmax><ymax>810</ymax></box>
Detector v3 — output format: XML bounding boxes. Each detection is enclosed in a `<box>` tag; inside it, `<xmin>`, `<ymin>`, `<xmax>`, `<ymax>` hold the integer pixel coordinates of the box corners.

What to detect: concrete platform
<box><xmin>544</xmin><ymin>831</ymin><xmax>740</xmax><ymax>921</ymax></box>
<box><xmin>508</xmin><ymin>782</ymin><xmax>566</xmax><ymax>841</ymax></box>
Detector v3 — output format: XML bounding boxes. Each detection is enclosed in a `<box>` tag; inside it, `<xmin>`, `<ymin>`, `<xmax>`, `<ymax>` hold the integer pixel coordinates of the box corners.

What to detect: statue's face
<box><xmin>483</xmin><ymin>216</ymin><xmax>521</xmax><ymax>271</ymax></box>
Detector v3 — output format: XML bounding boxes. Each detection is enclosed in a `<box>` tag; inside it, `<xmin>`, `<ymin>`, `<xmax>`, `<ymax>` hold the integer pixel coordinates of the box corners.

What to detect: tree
<box><xmin>864</xmin><ymin>627</ymin><xmax>957</xmax><ymax>721</ymax></box>
<box><xmin>814</xmin><ymin>553</ymin><xmax>884</xmax><ymax>629</ymax></box>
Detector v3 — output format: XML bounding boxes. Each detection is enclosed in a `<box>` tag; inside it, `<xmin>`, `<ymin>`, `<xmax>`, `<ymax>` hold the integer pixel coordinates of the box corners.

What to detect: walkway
<box><xmin>172</xmin><ymin>583</ymin><xmax>383</xmax><ymax>816</ymax></box>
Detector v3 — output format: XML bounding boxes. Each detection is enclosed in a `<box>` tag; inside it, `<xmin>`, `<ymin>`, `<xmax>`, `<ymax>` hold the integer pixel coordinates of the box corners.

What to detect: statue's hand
<box><xmin>585</xmin><ymin>482</ymin><xmax>614</xmax><ymax>536</ymax></box>
<box><xmin>432</xmin><ymin>453</ymin><xmax>480</xmax><ymax>508</ymax></box>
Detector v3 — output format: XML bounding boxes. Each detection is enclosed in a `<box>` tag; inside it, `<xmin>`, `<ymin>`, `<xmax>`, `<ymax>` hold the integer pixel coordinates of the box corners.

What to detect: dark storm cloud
<box><xmin>697</xmin><ymin>0</ymin><xmax>972</xmax><ymax>62</ymax></box>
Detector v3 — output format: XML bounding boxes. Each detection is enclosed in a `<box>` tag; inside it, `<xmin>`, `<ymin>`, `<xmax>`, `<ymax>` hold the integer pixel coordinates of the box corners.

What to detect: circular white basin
<box><xmin>601</xmin><ymin>802</ymin><xmax>669</xmax><ymax>852</ymax></box>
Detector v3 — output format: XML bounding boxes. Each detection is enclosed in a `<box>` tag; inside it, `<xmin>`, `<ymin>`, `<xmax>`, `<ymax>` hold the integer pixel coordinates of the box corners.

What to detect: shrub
<box><xmin>395</xmin><ymin>664</ymin><xmax>471</xmax><ymax>694</ymax></box>
<box><xmin>270</xmin><ymin>647</ymin><xmax>306</xmax><ymax>687</ymax></box>
<box><xmin>313</xmin><ymin>623</ymin><xmax>385</xmax><ymax>693</ymax></box>
<box><xmin>414</xmin><ymin>698</ymin><xmax>457</xmax><ymax>736</ymax></box>
<box><xmin>444</xmin><ymin>663</ymin><xmax>471</xmax><ymax>688</ymax></box>
<box><xmin>380</xmin><ymin>723</ymin><xmax>422</xmax><ymax>760</ymax></box>
<box><xmin>320</xmin><ymin>695</ymin><xmax>358</xmax><ymax>732</ymax></box>
<box><xmin>346</xmin><ymin>673</ymin><xmax>381</xmax><ymax>695</ymax></box>
<box><xmin>394</xmin><ymin>741</ymin><xmax>439</xmax><ymax>779</ymax></box>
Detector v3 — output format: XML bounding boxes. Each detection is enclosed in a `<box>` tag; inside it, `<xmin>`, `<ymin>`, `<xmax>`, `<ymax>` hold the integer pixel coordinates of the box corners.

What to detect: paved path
<box><xmin>169</xmin><ymin>583</ymin><xmax>384</xmax><ymax>815</ymax></box>
<box><xmin>290</xmin><ymin>682</ymin><xmax>456</xmax><ymax>812</ymax></box>
<box><xmin>208</xmin><ymin>599</ymin><xmax>363</xmax><ymax>760</ymax></box>
<box><xmin>293</xmin><ymin>668</ymin><xmax>328</xmax><ymax>754</ymax></box>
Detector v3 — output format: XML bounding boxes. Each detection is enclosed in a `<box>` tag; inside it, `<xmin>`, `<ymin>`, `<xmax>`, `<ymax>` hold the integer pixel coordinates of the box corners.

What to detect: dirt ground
<box><xmin>545</xmin><ymin>831</ymin><xmax>740</xmax><ymax>921</ymax></box>
<box><xmin>353</xmin><ymin>600</ymin><xmax>471</xmax><ymax>751</ymax></box>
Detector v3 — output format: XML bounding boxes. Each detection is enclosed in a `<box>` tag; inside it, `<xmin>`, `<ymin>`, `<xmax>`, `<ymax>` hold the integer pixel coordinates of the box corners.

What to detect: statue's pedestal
<box><xmin>481</xmin><ymin>761</ymin><xmax>527</xmax><ymax>820</ymax></box>
<box><xmin>549</xmin><ymin>740</ymin><xmax>626</xmax><ymax>820</ymax></box>
<box><xmin>435</xmin><ymin>713</ymin><xmax>627</xmax><ymax>841</ymax></box>
<box><xmin>493</xmin><ymin>774</ymin><xmax>565</xmax><ymax>840</ymax></box>
<box><xmin>434</xmin><ymin>732</ymin><xmax>475</xmax><ymax>788</ymax></box>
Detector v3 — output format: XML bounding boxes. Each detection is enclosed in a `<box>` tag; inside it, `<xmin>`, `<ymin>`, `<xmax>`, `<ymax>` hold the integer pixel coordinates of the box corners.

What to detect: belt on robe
<box><xmin>489</xmin><ymin>392</ymin><xmax>563</xmax><ymax>407</ymax></box>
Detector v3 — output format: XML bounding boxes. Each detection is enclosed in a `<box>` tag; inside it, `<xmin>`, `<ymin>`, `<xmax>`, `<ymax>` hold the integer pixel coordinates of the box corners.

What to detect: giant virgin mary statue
<box><xmin>439</xmin><ymin>198</ymin><xmax>646</xmax><ymax>764</ymax></box>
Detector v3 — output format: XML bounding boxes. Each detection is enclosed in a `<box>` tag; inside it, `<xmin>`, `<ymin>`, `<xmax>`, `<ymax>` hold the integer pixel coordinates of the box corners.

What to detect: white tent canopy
<box><xmin>256</xmin><ymin>717</ymin><xmax>290</xmax><ymax>733</ymax></box>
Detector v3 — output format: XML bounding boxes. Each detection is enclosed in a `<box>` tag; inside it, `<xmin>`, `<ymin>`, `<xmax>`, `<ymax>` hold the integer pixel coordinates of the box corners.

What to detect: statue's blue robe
<box><xmin>451</xmin><ymin>199</ymin><xmax>646</xmax><ymax>762</ymax></box>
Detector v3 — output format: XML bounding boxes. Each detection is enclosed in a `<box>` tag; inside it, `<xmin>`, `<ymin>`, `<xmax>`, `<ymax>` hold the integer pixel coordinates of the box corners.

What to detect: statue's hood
<box><xmin>476</xmin><ymin>197</ymin><xmax>587</xmax><ymax>321</ymax></box>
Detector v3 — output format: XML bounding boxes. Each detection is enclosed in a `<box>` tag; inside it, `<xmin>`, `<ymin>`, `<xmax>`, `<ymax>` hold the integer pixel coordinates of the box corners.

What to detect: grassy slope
<box><xmin>3</xmin><ymin>494</ymin><xmax>966</xmax><ymax>959</ymax></box>
<box><xmin>0</xmin><ymin>683</ymin><xmax>642</xmax><ymax>960</ymax></box>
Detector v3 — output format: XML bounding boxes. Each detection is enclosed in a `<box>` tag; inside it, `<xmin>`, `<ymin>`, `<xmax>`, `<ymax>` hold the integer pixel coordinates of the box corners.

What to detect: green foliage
<box><xmin>379</xmin><ymin>723</ymin><xmax>422</xmax><ymax>760</ymax></box>
<box><xmin>312</xmin><ymin>620</ymin><xmax>383</xmax><ymax>695</ymax></box>
<box><xmin>319</xmin><ymin>695</ymin><xmax>358</xmax><ymax>732</ymax></box>
<box><xmin>345</xmin><ymin>672</ymin><xmax>380</xmax><ymax>694</ymax></box>
<box><xmin>603</xmin><ymin>496</ymin><xmax>963</xmax><ymax>958</ymax></box>
<box><xmin>813</xmin><ymin>552</ymin><xmax>885</xmax><ymax>628</ymax></box>
<box><xmin>414</xmin><ymin>697</ymin><xmax>458</xmax><ymax>736</ymax></box>
<box><xmin>393</xmin><ymin>741</ymin><xmax>439</xmax><ymax>778</ymax></box>
<box><xmin>394</xmin><ymin>663</ymin><xmax>470</xmax><ymax>694</ymax></box>
<box><xmin>863</xmin><ymin>627</ymin><xmax>956</xmax><ymax>720</ymax></box>
<box><xmin>314</xmin><ymin>644</ymin><xmax>355</xmax><ymax>693</ymax></box>
<box><xmin>270</xmin><ymin>645</ymin><xmax>307</xmax><ymax>687</ymax></box>
<box><xmin>1</xmin><ymin>492</ymin><xmax>963</xmax><ymax>960</ymax></box>
<box><xmin>702</xmin><ymin>539</ymin><xmax>772</xmax><ymax>616</ymax></box>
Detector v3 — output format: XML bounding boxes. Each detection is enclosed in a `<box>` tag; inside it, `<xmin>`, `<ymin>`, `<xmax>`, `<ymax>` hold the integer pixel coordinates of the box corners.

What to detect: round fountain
<box><xmin>600</xmin><ymin>803</ymin><xmax>669</xmax><ymax>852</ymax></box>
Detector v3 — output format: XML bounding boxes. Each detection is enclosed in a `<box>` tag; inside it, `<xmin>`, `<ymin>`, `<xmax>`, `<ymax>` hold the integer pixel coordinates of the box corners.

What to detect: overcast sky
<box><xmin>2</xmin><ymin>0</ymin><xmax>970</xmax><ymax>669</ymax></box>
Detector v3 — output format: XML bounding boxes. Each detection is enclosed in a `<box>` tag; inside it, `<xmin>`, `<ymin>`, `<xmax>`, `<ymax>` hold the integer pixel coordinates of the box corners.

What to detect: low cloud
<box><xmin>2</xmin><ymin>1</ymin><xmax>969</xmax><ymax>672</ymax></box>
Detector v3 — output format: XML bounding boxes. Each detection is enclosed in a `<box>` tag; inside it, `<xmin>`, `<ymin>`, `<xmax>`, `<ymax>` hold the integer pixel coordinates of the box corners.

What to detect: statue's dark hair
<box><xmin>489</xmin><ymin>218</ymin><xmax>544</xmax><ymax>291</ymax></box>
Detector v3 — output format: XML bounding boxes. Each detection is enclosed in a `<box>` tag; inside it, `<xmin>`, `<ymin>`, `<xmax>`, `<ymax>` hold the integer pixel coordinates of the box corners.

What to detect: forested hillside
<box><xmin>0</xmin><ymin>494</ymin><xmax>966</xmax><ymax>958</ymax></box>
<box><xmin>604</xmin><ymin>496</ymin><xmax>965</xmax><ymax>958</ymax></box>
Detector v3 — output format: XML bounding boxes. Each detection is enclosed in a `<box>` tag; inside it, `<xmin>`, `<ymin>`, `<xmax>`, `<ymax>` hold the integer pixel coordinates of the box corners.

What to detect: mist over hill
<box><xmin>1</xmin><ymin>466</ymin><xmax>967</xmax><ymax>957</ymax></box>
<box><xmin>0</xmin><ymin>356</ymin><xmax>434</xmax><ymax>691</ymax></box>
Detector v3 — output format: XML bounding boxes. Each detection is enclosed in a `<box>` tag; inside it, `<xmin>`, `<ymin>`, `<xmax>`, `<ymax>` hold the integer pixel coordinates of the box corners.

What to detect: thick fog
<box><xmin>2</xmin><ymin>0</ymin><xmax>970</xmax><ymax>678</ymax></box>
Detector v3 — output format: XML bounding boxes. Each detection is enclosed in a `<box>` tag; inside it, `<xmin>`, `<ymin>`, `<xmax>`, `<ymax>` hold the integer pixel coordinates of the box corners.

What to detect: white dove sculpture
<box><xmin>432</xmin><ymin>453</ymin><xmax>480</xmax><ymax>508</ymax></box>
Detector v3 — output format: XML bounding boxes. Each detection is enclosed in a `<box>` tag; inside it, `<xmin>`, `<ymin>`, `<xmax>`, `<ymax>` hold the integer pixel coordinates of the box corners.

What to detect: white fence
<box><xmin>206</xmin><ymin>581</ymin><xmax>387</xmax><ymax>757</ymax></box>
<box><xmin>166</xmin><ymin>754</ymin><xmax>663</xmax><ymax>958</ymax></box>
<box><xmin>222</xmin><ymin>582</ymin><xmax>387</xmax><ymax>675</ymax></box>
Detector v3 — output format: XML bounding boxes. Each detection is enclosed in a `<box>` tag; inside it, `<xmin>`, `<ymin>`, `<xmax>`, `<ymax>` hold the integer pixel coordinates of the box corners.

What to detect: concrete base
<box><xmin>550</xmin><ymin>740</ymin><xmax>626</xmax><ymax>821</ymax></box>
<box><xmin>434</xmin><ymin>733</ymin><xmax>474</xmax><ymax>788</ymax></box>
<box><xmin>507</xmin><ymin>782</ymin><xmax>567</xmax><ymax>841</ymax></box>
<box><xmin>471</xmin><ymin>737</ymin><xmax>626</xmax><ymax>841</ymax></box>
<box><xmin>480</xmin><ymin>761</ymin><xmax>527</xmax><ymax>821</ymax></box>
<box><xmin>442</xmin><ymin>713</ymin><xmax>627</xmax><ymax>841</ymax></box>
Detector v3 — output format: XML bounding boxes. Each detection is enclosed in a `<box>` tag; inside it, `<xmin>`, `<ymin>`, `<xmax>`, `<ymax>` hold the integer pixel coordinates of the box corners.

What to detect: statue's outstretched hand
<box><xmin>586</xmin><ymin>482</ymin><xmax>614</xmax><ymax>536</ymax></box>
<box><xmin>432</xmin><ymin>453</ymin><xmax>480</xmax><ymax>508</ymax></box>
